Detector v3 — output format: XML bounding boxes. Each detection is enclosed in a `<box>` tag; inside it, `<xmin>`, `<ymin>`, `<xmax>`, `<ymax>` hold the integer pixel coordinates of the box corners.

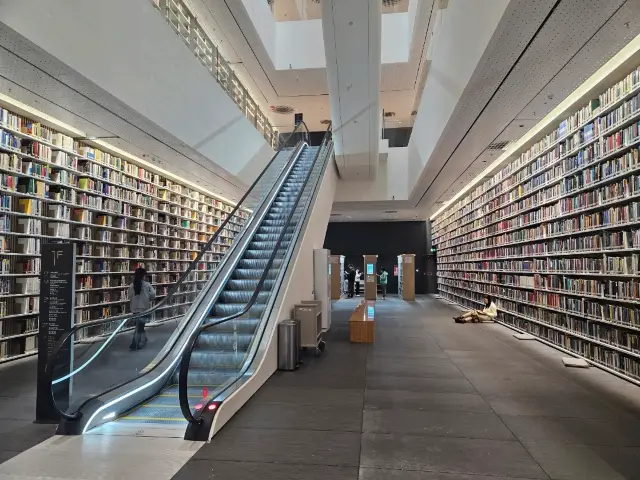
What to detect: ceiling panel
<box><xmin>407</xmin><ymin>0</ymin><xmax>559</xmax><ymax>204</ymax></box>
<box><xmin>413</xmin><ymin>0</ymin><xmax>640</xmax><ymax>215</ymax></box>
<box><xmin>424</xmin><ymin>0</ymin><xmax>640</xmax><ymax>216</ymax></box>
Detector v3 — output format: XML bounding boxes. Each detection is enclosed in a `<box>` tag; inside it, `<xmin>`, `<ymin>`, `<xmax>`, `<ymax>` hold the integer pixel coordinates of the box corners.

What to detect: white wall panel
<box><xmin>276</xmin><ymin>20</ymin><xmax>326</xmax><ymax>70</ymax></box>
<box><xmin>0</xmin><ymin>0</ymin><xmax>273</xmax><ymax>189</ymax></box>
<box><xmin>333</xmin><ymin>147</ymin><xmax>409</xmax><ymax>202</ymax></box>
<box><xmin>407</xmin><ymin>0</ymin><xmax>510</xmax><ymax>191</ymax></box>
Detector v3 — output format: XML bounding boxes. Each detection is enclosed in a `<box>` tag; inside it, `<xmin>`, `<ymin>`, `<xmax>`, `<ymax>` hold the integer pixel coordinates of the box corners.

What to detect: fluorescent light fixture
<box><xmin>0</xmin><ymin>94</ymin><xmax>239</xmax><ymax>207</ymax></box>
<box><xmin>430</xmin><ymin>31</ymin><xmax>640</xmax><ymax>221</ymax></box>
<box><xmin>102</xmin><ymin>412</ymin><xmax>116</xmax><ymax>420</ymax></box>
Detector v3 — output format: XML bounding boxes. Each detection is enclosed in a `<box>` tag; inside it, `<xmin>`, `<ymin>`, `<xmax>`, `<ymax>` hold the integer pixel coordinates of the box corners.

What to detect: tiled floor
<box><xmin>3</xmin><ymin>296</ymin><xmax>640</xmax><ymax>479</ymax></box>
<box><xmin>172</xmin><ymin>296</ymin><xmax>640</xmax><ymax>480</ymax></box>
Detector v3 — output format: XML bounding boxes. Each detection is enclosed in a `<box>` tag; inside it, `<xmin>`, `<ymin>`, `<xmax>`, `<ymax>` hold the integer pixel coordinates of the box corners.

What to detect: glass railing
<box><xmin>45</xmin><ymin>123</ymin><xmax>310</xmax><ymax>422</ymax></box>
<box><xmin>178</xmin><ymin>125</ymin><xmax>333</xmax><ymax>427</ymax></box>
<box><xmin>150</xmin><ymin>0</ymin><xmax>278</xmax><ymax>148</ymax></box>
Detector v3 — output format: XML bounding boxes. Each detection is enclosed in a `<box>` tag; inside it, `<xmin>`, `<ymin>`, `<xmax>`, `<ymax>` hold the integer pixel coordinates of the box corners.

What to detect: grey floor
<box><xmin>3</xmin><ymin>297</ymin><xmax>640</xmax><ymax>479</ymax></box>
<box><xmin>0</xmin><ymin>320</ymin><xmax>179</xmax><ymax>463</ymax></box>
<box><xmin>172</xmin><ymin>296</ymin><xmax>640</xmax><ymax>480</ymax></box>
<box><xmin>0</xmin><ymin>356</ymin><xmax>56</xmax><ymax>464</ymax></box>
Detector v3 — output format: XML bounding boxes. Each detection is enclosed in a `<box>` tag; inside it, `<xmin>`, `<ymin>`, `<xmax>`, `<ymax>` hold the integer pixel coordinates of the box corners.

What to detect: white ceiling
<box><xmin>272</xmin><ymin>0</ymin><xmax>409</xmax><ymax>22</ymax></box>
<box><xmin>184</xmin><ymin>0</ymin><xmax>434</xmax><ymax>132</ymax></box>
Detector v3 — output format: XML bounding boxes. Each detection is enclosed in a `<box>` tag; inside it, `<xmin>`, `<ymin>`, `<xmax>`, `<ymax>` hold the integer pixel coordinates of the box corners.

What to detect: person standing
<box><xmin>378</xmin><ymin>268</ymin><xmax>388</xmax><ymax>300</ymax></box>
<box><xmin>347</xmin><ymin>265</ymin><xmax>356</xmax><ymax>298</ymax></box>
<box><xmin>355</xmin><ymin>268</ymin><xmax>361</xmax><ymax>297</ymax></box>
<box><xmin>128</xmin><ymin>267</ymin><xmax>156</xmax><ymax>350</ymax></box>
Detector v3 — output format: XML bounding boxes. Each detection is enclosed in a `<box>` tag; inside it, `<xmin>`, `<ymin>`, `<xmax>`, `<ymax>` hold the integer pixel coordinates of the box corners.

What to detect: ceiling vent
<box><xmin>383</xmin><ymin>111</ymin><xmax>396</xmax><ymax>117</ymax></box>
<box><xmin>487</xmin><ymin>140</ymin><xmax>511</xmax><ymax>151</ymax></box>
<box><xmin>320</xmin><ymin>119</ymin><xmax>331</xmax><ymax>125</ymax></box>
<box><xmin>384</xmin><ymin>210</ymin><xmax>398</xmax><ymax>214</ymax></box>
<box><xmin>382</xmin><ymin>0</ymin><xmax>402</xmax><ymax>5</ymax></box>
<box><xmin>270</xmin><ymin>105</ymin><xmax>295</xmax><ymax>115</ymax></box>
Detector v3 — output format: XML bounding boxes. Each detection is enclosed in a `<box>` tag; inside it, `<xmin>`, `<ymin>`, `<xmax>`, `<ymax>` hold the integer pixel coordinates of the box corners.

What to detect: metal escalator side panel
<box><xmin>76</xmin><ymin>143</ymin><xmax>310</xmax><ymax>434</ymax></box>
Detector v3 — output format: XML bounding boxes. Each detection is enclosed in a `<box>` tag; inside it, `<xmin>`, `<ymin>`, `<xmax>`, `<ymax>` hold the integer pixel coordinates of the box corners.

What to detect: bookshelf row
<box><xmin>439</xmin><ymin>285</ymin><xmax>640</xmax><ymax>383</ymax></box>
<box><xmin>432</xmin><ymin>61</ymin><xmax>640</xmax><ymax>385</ymax></box>
<box><xmin>434</xmin><ymin>65</ymin><xmax>640</xmax><ymax>236</ymax></box>
<box><xmin>0</xmin><ymin>103</ymin><xmax>247</xmax><ymax>363</ymax></box>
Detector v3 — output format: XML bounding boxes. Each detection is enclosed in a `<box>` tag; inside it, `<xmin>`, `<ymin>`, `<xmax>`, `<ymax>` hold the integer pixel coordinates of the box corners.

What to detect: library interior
<box><xmin>3</xmin><ymin>0</ymin><xmax>640</xmax><ymax>479</ymax></box>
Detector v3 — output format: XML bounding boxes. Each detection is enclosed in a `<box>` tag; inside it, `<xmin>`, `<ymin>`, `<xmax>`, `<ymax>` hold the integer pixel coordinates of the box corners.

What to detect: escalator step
<box><xmin>253</xmin><ymin>233</ymin><xmax>292</xmax><ymax>242</ymax></box>
<box><xmin>190</xmin><ymin>350</ymin><xmax>248</xmax><ymax>369</ymax></box>
<box><xmin>204</xmin><ymin>317</ymin><xmax>261</xmax><ymax>333</ymax></box>
<box><xmin>196</xmin><ymin>332</ymin><xmax>253</xmax><ymax>350</ymax></box>
<box><xmin>232</xmin><ymin>268</ymin><xmax>278</xmax><ymax>280</ymax></box>
<box><xmin>219</xmin><ymin>290</ymin><xmax>270</xmax><ymax>304</ymax></box>
<box><xmin>212</xmin><ymin>303</ymin><xmax>266</xmax><ymax>317</ymax></box>
<box><xmin>185</xmin><ymin>368</ymin><xmax>240</xmax><ymax>387</ymax></box>
<box><xmin>237</xmin><ymin>258</ymin><xmax>283</xmax><ymax>270</ymax></box>
<box><xmin>226</xmin><ymin>278</ymin><xmax>275</xmax><ymax>290</ymax></box>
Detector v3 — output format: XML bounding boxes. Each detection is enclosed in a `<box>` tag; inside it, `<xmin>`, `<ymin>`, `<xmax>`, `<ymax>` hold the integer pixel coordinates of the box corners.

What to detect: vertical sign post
<box><xmin>36</xmin><ymin>243</ymin><xmax>75</xmax><ymax>423</ymax></box>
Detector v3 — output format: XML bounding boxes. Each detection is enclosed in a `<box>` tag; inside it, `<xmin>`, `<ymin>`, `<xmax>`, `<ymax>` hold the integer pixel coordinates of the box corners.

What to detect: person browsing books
<box><xmin>453</xmin><ymin>295</ymin><xmax>497</xmax><ymax>323</ymax></box>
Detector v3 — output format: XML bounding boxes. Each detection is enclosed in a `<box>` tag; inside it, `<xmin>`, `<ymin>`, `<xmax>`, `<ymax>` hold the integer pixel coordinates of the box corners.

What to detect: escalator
<box><xmin>44</xmin><ymin>123</ymin><xmax>333</xmax><ymax>438</ymax></box>
<box><xmin>115</xmin><ymin>146</ymin><xmax>318</xmax><ymax>426</ymax></box>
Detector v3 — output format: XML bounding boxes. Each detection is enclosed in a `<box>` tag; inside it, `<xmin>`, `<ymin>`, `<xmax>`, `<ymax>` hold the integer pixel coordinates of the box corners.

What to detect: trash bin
<box><xmin>278</xmin><ymin>320</ymin><xmax>300</xmax><ymax>371</ymax></box>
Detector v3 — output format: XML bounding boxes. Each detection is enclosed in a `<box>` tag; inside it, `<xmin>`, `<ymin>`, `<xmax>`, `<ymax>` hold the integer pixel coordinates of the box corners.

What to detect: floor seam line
<box><xmin>436</xmin><ymin>298</ymin><xmax>553</xmax><ymax>480</ymax></box>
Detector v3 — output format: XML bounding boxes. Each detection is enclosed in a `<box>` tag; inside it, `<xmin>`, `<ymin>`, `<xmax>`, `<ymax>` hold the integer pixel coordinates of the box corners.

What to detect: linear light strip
<box><xmin>0</xmin><ymin>93</ymin><xmax>239</xmax><ymax>207</ymax></box>
<box><xmin>430</xmin><ymin>32</ymin><xmax>640</xmax><ymax>221</ymax></box>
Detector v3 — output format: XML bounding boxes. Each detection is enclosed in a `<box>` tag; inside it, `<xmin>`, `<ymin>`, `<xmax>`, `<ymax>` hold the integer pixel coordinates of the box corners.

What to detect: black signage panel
<box><xmin>36</xmin><ymin>243</ymin><xmax>75</xmax><ymax>423</ymax></box>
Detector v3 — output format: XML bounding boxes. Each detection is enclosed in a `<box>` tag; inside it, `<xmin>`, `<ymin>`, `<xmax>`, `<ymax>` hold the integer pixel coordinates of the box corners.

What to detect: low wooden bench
<box><xmin>349</xmin><ymin>300</ymin><xmax>375</xmax><ymax>343</ymax></box>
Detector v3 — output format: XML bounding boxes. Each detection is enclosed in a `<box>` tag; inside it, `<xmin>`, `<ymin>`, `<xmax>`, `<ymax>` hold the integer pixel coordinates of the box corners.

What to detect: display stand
<box><xmin>363</xmin><ymin>255</ymin><xmax>378</xmax><ymax>300</ymax></box>
<box><xmin>397</xmin><ymin>254</ymin><xmax>415</xmax><ymax>300</ymax></box>
<box><xmin>329</xmin><ymin>255</ymin><xmax>345</xmax><ymax>300</ymax></box>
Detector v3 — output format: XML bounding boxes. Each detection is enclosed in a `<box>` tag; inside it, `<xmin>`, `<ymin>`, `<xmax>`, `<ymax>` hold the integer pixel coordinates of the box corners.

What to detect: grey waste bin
<box><xmin>278</xmin><ymin>320</ymin><xmax>300</xmax><ymax>371</ymax></box>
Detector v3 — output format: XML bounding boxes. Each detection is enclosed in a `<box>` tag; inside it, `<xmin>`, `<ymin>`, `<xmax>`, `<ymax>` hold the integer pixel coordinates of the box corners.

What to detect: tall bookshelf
<box><xmin>0</xmin><ymin>103</ymin><xmax>247</xmax><ymax>363</ymax></box>
<box><xmin>432</xmin><ymin>63</ymin><xmax>640</xmax><ymax>385</ymax></box>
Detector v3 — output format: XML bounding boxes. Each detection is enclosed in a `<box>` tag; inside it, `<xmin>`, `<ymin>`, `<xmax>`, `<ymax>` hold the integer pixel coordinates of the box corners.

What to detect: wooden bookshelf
<box><xmin>397</xmin><ymin>254</ymin><xmax>415</xmax><ymax>301</ymax></box>
<box><xmin>432</xmin><ymin>64</ymin><xmax>640</xmax><ymax>385</ymax></box>
<box><xmin>0</xmin><ymin>104</ymin><xmax>247</xmax><ymax>363</ymax></box>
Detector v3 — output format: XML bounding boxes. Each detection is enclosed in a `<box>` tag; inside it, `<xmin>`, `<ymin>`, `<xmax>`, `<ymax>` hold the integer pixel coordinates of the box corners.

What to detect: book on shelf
<box><xmin>434</xmin><ymin>61</ymin><xmax>640</xmax><ymax>383</ymax></box>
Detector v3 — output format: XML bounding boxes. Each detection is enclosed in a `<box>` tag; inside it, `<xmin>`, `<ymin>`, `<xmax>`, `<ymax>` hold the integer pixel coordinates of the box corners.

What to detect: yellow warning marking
<box><xmin>141</xmin><ymin>404</ymin><xmax>181</xmax><ymax>408</ymax></box>
<box><xmin>121</xmin><ymin>416</ymin><xmax>186</xmax><ymax>421</ymax></box>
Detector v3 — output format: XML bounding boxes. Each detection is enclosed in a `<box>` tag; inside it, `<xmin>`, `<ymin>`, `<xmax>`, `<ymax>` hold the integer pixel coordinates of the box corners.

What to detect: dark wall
<box><xmin>382</xmin><ymin>127</ymin><xmax>413</xmax><ymax>148</ymax></box>
<box><xmin>323</xmin><ymin>221</ymin><xmax>431</xmax><ymax>294</ymax></box>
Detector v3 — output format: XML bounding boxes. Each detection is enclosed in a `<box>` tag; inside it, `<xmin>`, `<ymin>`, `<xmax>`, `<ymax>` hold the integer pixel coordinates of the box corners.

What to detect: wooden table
<box><xmin>349</xmin><ymin>300</ymin><xmax>375</xmax><ymax>343</ymax></box>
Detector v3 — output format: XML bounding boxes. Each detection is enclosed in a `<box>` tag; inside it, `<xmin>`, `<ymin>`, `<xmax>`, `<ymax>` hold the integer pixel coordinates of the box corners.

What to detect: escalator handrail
<box><xmin>178</xmin><ymin>124</ymin><xmax>332</xmax><ymax>425</ymax></box>
<box><xmin>45</xmin><ymin>122</ymin><xmax>311</xmax><ymax>421</ymax></box>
